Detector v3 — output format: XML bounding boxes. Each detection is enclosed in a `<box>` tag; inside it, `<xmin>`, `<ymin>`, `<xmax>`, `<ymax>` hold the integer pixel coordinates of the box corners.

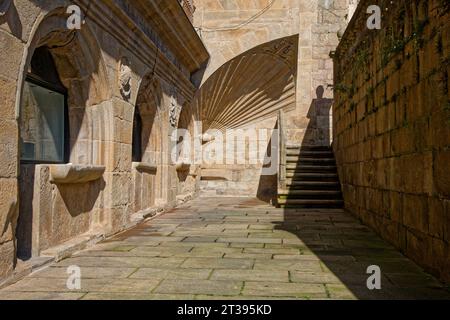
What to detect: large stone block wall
<box><xmin>199</xmin><ymin>117</ymin><xmax>279</xmax><ymax>201</ymax></box>
<box><xmin>17</xmin><ymin>165</ymin><xmax>103</xmax><ymax>257</ymax></box>
<box><xmin>0</xmin><ymin>0</ymin><xmax>207</xmax><ymax>282</ymax></box>
<box><xmin>333</xmin><ymin>0</ymin><xmax>450</xmax><ymax>283</ymax></box>
<box><xmin>194</xmin><ymin>0</ymin><xmax>351</xmax><ymax>197</ymax></box>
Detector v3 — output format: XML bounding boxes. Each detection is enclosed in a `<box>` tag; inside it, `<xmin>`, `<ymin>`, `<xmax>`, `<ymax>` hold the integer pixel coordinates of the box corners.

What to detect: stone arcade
<box><xmin>0</xmin><ymin>0</ymin><xmax>209</xmax><ymax>281</ymax></box>
<box><xmin>0</xmin><ymin>0</ymin><xmax>449</xmax><ymax>294</ymax></box>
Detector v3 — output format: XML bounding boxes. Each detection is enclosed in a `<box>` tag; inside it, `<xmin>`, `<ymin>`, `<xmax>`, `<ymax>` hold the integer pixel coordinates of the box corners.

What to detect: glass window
<box><xmin>20</xmin><ymin>80</ymin><xmax>66</xmax><ymax>163</ymax></box>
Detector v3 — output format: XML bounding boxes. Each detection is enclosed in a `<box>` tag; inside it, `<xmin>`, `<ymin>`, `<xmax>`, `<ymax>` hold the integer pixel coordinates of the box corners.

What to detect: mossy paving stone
<box><xmin>1</xmin><ymin>197</ymin><xmax>449</xmax><ymax>299</ymax></box>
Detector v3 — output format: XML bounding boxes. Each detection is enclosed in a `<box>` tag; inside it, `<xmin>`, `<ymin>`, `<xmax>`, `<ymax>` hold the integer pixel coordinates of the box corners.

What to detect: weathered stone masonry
<box><xmin>5</xmin><ymin>0</ymin><xmax>448</xmax><ymax>292</ymax></box>
<box><xmin>333</xmin><ymin>0</ymin><xmax>450</xmax><ymax>283</ymax></box>
<box><xmin>194</xmin><ymin>0</ymin><xmax>351</xmax><ymax>198</ymax></box>
<box><xmin>0</xmin><ymin>0</ymin><xmax>208</xmax><ymax>282</ymax></box>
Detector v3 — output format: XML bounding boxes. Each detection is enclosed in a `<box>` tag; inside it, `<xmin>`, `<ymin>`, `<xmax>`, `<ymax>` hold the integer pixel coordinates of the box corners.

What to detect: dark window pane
<box><xmin>20</xmin><ymin>81</ymin><xmax>65</xmax><ymax>163</ymax></box>
<box><xmin>132</xmin><ymin>106</ymin><xmax>143</xmax><ymax>162</ymax></box>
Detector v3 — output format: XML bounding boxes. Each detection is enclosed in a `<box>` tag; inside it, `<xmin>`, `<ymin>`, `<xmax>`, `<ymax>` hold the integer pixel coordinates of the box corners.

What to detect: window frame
<box><xmin>20</xmin><ymin>74</ymin><xmax>70</xmax><ymax>165</ymax></box>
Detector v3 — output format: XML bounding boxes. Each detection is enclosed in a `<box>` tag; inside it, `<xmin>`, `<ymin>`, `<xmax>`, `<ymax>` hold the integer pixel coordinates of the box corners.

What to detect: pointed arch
<box><xmin>15</xmin><ymin>7</ymin><xmax>111</xmax><ymax>259</ymax></box>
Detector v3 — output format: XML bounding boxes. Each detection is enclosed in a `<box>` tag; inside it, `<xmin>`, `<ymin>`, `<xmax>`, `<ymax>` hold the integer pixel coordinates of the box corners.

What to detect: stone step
<box><xmin>286</xmin><ymin>164</ymin><xmax>337</xmax><ymax>172</ymax></box>
<box><xmin>280</xmin><ymin>145</ymin><xmax>342</xmax><ymax>209</ymax></box>
<box><xmin>286</xmin><ymin>172</ymin><xmax>339</xmax><ymax>181</ymax></box>
<box><xmin>286</xmin><ymin>150</ymin><xmax>335</xmax><ymax>158</ymax></box>
<box><xmin>278</xmin><ymin>190</ymin><xmax>343</xmax><ymax>199</ymax></box>
<box><xmin>286</xmin><ymin>156</ymin><xmax>336</xmax><ymax>164</ymax></box>
<box><xmin>277</xmin><ymin>199</ymin><xmax>344</xmax><ymax>208</ymax></box>
<box><xmin>285</xmin><ymin>181</ymin><xmax>341</xmax><ymax>190</ymax></box>
<box><xmin>286</xmin><ymin>145</ymin><xmax>332</xmax><ymax>152</ymax></box>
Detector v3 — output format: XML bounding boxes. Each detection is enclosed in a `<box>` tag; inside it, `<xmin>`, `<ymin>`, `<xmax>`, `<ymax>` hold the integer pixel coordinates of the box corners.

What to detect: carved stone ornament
<box><xmin>169</xmin><ymin>95</ymin><xmax>180</xmax><ymax>128</ymax></box>
<box><xmin>119</xmin><ymin>57</ymin><xmax>132</xmax><ymax>100</ymax></box>
<box><xmin>264</xmin><ymin>39</ymin><xmax>295</xmax><ymax>63</ymax></box>
<box><xmin>0</xmin><ymin>0</ymin><xmax>12</xmax><ymax>17</ymax></box>
<box><xmin>259</xmin><ymin>36</ymin><xmax>297</xmax><ymax>71</ymax></box>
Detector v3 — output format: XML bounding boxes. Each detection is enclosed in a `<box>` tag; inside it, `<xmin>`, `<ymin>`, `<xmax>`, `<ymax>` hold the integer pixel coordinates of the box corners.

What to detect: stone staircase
<box><xmin>277</xmin><ymin>145</ymin><xmax>344</xmax><ymax>208</ymax></box>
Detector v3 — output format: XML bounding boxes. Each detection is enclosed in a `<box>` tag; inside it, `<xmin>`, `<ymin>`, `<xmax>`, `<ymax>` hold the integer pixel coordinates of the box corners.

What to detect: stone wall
<box><xmin>179</xmin><ymin>0</ymin><xmax>196</xmax><ymax>22</ymax></box>
<box><xmin>194</xmin><ymin>0</ymin><xmax>351</xmax><ymax>197</ymax></box>
<box><xmin>333</xmin><ymin>0</ymin><xmax>450</xmax><ymax>283</ymax></box>
<box><xmin>0</xmin><ymin>0</ymin><xmax>208</xmax><ymax>282</ymax></box>
<box><xmin>194</xmin><ymin>0</ymin><xmax>352</xmax><ymax>144</ymax></box>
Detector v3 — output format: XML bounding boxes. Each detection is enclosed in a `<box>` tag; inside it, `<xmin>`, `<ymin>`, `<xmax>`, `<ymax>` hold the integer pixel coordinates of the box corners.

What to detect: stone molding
<box><xmin>132</xmin><ymin>162</ymin><xmax>158</xmax><ymax>174</ymax></box>
<box><xmin>260</xmin><ymin>36</ymin><xmax>298</xmax><ymax>73</ymax></box>
<box><xmin>98</xmin><ymin>0</ymin><xmax>208</xmax><ymax>73</ymax></box>
<box><xmin>119</xmin><ymin>57</ymin><xmax>132</xmax><ymax>100</ymax></box>
<box><xmin>73</xmin><ymin>0</ymin><xmax>208</xmax><ymax>100</ymax></box>
<box><xmin>175</xmin><ymin>162</ymin><xmax>191</xmax><ymax>172</ymax></box>
<box><xmin>49</xmin><ymin>164</ymin><xmax>106</xmax><ymax>184</ymax></box>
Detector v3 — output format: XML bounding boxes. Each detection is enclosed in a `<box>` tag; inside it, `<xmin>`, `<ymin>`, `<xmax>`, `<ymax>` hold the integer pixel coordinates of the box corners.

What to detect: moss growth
<box><xmin>333</xmin><ymin>83</ymin><xmax>351</xmax><ymax>94</ymax></box>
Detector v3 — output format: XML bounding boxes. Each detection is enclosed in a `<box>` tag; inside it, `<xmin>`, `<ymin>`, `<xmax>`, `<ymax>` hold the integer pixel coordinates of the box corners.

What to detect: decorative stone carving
<box><xmin>262</xmin><ymin>37</ymin><xmax>297</xmax><ymax>71</ymax></box>
<box><xmin>201</xmin><ymin>133</ymin><xmax>215</xmax><ymax>143</ymax></box>
<box><xmin>119</xmin><ymin>57</ymin><xmax>132</xmax><ymax>100</ymax></box>
<box><xmin>49</xmin><ymin>164</ymin><xmax>106</xmax><ymax>184</ymax></box>
<box><xmin>201</xmin><ymin>169</ymin><xmax>230</xmax><ymax>181</ymax></box>
<box><xmin>132</xmin><ymin>162</ymin><xmax>158</xmax><ymax>174</ymax></box>
<box><xmin>0</xmin><ymin>0</ymin><xmax>12</xmax><ymax>17</ymax></box>
<box><xmin>169</xmin><ymin>94</ymin><xmax>180</xmax><ymax>127</ymax></box>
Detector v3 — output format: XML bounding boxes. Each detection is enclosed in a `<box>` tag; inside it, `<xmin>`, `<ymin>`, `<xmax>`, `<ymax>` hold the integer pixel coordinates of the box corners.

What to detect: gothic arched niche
<box><xmin>132</xmin><ymin>75</ymin><xmax>164</xmax><ymax>212</ymax></box>
<box><xmin>134</xmin><ymin>77</ymin><xmax>163</xmax><ymax>165</ymax></box>
<box><xmin>19</xmin><ymin>8</ymin><xmax>111</xmax><ymax>165</ymax></box>
<box><xmin>15</xmin><ymin>7</ymin><xmax>111</xmax><ymax>260</ymax></box>
<box><xmin>195</xmin><ymin>35</ymin><xmax>298</xmax><ymax>133</ymax></box>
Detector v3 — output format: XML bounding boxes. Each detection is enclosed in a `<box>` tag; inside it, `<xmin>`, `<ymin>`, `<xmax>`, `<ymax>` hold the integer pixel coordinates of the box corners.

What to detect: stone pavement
<box><xmin>0</xmin><ymin>198</ymin><xmax>449</xmax><ymax>300</ymax></box>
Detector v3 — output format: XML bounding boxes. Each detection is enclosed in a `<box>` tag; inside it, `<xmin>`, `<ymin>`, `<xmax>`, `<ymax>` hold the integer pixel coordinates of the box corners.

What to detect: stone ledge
<box><xmin>49</xmin><ymin>164</ymin><xmax>106</xmax><ymax>184</ymax></box>
<box><xmin>202</xmin><ymin>133</ymin><xmax>215</xmax><ymax>143</ymax></box>
<box><xmin>175</xmin><ymin>162</ymin><xmax>191</xmax><ymax>172</ymax></box>
<box><xmin>132</xmin><ymin>162</ymin><xmax>158</xmax><ymax>174</ymax></box>
<box><xmin>40</xmin><ymin>233</ymin><xmax>106</xmax><ymax>262</ymax></box>
<box><xmin>201</xmin><ymin>168</ymin><xmax>230</xmax><ymax>181</ymax></box>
